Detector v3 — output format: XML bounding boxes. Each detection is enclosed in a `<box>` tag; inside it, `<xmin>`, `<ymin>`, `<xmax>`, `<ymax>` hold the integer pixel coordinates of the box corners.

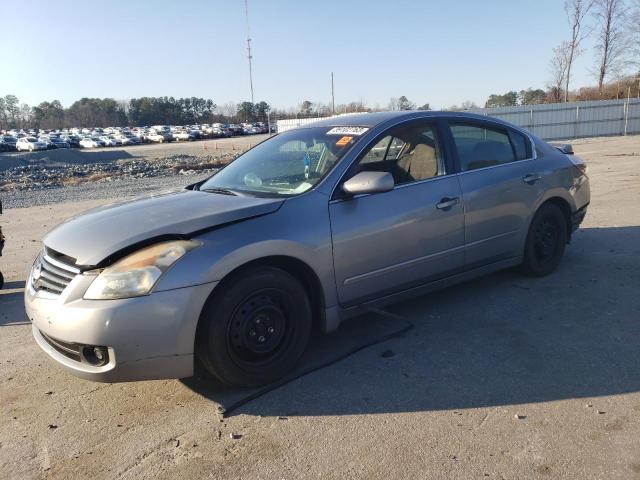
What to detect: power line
<box><xmin>244</xmin><ymin>0</ymin><xmax>254</xmax><ymax>104</ymax></box>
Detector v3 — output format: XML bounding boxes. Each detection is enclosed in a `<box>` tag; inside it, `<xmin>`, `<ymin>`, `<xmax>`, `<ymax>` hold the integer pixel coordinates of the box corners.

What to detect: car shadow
<box><xmin>185</xmin><ymin>226</ymin><xmax>640</xmax><ymax>417</ymax></box>
<box><xmin>0</xmin><ymin>281</ymin><xmax>29</xmax><ymax>327</ymax></box>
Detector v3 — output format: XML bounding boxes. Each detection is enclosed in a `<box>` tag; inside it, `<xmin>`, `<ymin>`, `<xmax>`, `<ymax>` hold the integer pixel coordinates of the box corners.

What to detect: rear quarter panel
<box><xmin>525</xmin><ymin>139</ymin><xmax>590</xmax><ymax>235</ymax></box>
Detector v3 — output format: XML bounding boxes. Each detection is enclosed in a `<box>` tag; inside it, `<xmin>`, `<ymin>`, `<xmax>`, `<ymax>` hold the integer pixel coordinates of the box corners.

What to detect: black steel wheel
<box><xmin>521</xmin><ymin>203</ymin><xmax>567</xmax><ymax>276</ymax></box>
<box><xmin>196</xmin><ymin>266</ymin><xmax>312</xmax><ymax>387</ymax></box>
<box><xmin>227</xmin><ymin>291</ymin><xmax>292</xmax><ymax>365</ymax></box>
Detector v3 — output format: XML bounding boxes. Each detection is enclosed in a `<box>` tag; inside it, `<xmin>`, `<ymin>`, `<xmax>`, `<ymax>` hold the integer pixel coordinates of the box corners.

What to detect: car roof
<box><xmin>306</xmin><ymin>110</ymin><xmax>516</xmax><ymax>129</ymax></box>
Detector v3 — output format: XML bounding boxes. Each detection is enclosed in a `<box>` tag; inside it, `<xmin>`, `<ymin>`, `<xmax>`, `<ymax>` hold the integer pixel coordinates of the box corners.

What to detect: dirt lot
<box><xmin>1</xmin><ymin>135</ymin><xmax>639</xmax><ymax>479</ymax></box>
<box><xmin>0</xmin><ymin>134</ymin><xmax>269</xmax><ymax>171</ymax></box>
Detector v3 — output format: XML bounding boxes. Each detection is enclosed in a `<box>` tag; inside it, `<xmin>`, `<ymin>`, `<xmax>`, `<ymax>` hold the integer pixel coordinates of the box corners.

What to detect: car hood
<box><xmin>44</xmin><ymin>190</ymin><xmax>284</xmax><ymax>266</ymax></box>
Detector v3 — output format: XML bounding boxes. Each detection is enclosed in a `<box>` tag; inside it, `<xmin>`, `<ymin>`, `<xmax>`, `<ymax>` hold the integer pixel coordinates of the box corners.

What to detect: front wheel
<box><xmin>196</xmin><ymin>266</ymin><xmax>312</xmax><ymax>387</ymax></box>
<box><xmin>521</xmin><ymin>203</ymin><xmax>567</xmax><ymax>276</ymax></box>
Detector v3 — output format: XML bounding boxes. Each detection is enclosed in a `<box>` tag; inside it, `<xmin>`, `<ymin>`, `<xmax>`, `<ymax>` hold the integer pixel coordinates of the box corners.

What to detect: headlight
<box><xmin>83</xmin><ymin>240</ymin><xmax>200</xmax><ymax>300</ymax></box>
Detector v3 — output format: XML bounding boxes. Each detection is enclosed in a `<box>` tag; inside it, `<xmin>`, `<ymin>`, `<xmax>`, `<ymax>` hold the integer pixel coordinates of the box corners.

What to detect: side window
<box><xmin>509</xmin><ymin>130</ymin><xmax>531</xmax><ymax>160</ymax></box>
<box><xmin>450</xmin><ymin>123</ymin><xmax>521</xmax><ymax>172</ymax></box>
<box><xmin>356</xmin><ymin>123</ymin><xmax>444</xmax><ymax>185</ymax></box>
<box><xmin>360</xmin><ymin>136</ymin><xmax>392</xmax><ymax>164</ymax></box>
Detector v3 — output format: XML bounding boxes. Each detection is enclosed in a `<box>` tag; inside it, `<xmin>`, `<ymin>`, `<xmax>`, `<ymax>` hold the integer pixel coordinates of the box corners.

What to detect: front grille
<box><xmin>30</xmin><ymin>250</ymin><xmax>80</xmax><ymax>296</ymax></box>
<box><xmin>40</xmin><ymin>331</ymin><xmax>82</xmax><ymax>362</ymax></box>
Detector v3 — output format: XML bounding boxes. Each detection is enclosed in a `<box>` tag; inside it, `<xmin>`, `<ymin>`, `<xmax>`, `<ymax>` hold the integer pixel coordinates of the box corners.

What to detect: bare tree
<box><xmin>593</xmin><ymin>0</ymin><xmax>628</xmax><ymax>93</ymax></box>
<box><xmin>218</xmin><ymin>101</ymin><xmax>237</xmax><ymax>119</ymax></box>
<box><xmin>564</xmin><ymin>0</ymin><xmax>594</xmax><ymax>101</ymax></box>
<box><xmin>549</xmin><ymin>41</ymin><xmax>572</xmax><ymax>102</ymax></box>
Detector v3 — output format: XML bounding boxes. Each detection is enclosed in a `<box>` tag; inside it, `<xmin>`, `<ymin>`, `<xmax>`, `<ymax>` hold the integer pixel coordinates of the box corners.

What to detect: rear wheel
<box><xmin>521</xmin><ymin>203</ymin><xmax>567</xmax><ymax>276</ymax></box>
<box><xmin>196</xmin><ymin>266</ymin><xmax>312</xmax><ymax>387</ymax></box>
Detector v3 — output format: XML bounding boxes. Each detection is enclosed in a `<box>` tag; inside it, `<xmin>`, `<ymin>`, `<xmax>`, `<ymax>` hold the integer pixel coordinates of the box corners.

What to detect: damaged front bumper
<box><xmin>25</xmin><ymin>273</ymin><xmax>216</xmax><ymax>382</ymax></box>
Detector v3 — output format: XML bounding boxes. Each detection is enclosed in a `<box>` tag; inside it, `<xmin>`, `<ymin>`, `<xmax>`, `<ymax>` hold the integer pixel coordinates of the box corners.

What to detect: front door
<box><xmin>329</xmin><ymin>120</ymin><xmax>465</xmax><ymax>306</ymax></box>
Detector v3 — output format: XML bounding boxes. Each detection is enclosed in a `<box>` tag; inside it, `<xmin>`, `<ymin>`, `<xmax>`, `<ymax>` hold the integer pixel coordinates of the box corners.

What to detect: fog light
<box><xmin>81</xmin><ymin>346</ymin><xmax>109</xmax><ymax>366</ymax></box>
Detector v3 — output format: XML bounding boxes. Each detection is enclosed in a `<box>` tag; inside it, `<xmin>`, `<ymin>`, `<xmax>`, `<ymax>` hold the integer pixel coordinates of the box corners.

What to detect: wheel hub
<box><xmin>228</xmin><ymin>294</ymin><xmax>288</xmax><ymax>361</ymax></box>
<box><xmin>534</xmin><ymin>219</ymin><xmax>559</xmax><ymax>261</ymax></box>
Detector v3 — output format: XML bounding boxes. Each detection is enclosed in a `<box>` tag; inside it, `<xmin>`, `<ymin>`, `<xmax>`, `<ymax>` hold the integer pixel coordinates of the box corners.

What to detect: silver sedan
<box><xmin>24</xmin><ymin>112</ymin><xmax>590</xmax><ymax>387</ymax></box>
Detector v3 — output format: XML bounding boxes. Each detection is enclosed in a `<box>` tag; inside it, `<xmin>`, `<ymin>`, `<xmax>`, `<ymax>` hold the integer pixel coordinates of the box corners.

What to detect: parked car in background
<box><xmin>97</xmin><ymin>136</ymin><xmax>115</xmax><ymax>147</ymax></box>
<box><xmin>50</xmin><ymin>137</ymin><xmax>70</xmax><ymax>149</ymax></box>
<box><xmin>16</xmin><ymin>137</ymin><xmax>47</xmax><ymax>151</ymax></box>
<box><xmin>147</xmin><ymin>128</ymin><xmax>173</xmax><ymax>143</ymax></box>
<box><xmin>173</xmin><ymin>130</ymin><xmax>194</xmax><ymax>141</ymax></box>
<box><xmin>147</xmin><ymin>131</ymin><xmax>166</xmax><ymax>143</ymax></box>
<box><xmin>63</xmin><ymin>135</ymin><xmax>81</xmax><ymax>148</ymax></box>
<box><xmin>79</xmin><ymin>138</ymin><xmax>100</xmax><ymax>148</ymax></box>
<box><xmin>228</xmin><ymin>124</ymin><xmax>244</xmax><ymax>135</ymax></box>
<box><xmin>90</xmin><ymin>137</ymin><xmax>106</xmax><ymax>147</ymax></box>
<box><xmin>1</xmin><ymin>136</ymin><xmax>17</xmax><ymax>151</ymax></box>
<box><xmin>38</xmin><ymin>136</ymin><xmax>56</xmax><ymax>149</ymax></box>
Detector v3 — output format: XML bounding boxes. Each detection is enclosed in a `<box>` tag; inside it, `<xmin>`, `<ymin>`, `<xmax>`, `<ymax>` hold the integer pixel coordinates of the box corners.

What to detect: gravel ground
<box><xmin>0</xmin><ymin>134</ymin><xmax>270</xmax><ymax>208</ymax></box>
<box><xmin>2</xmin><ymin>174</ymin><xmax>211</xmax><ymax>209</ymax></box>
<box><xmin>1</xmin><ymin>135</ymin><xmax>639</xmax><ymax>479</ymax></box>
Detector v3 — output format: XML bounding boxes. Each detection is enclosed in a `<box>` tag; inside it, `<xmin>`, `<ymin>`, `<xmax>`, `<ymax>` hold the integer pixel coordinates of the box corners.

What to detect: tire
<box><xmin>521</xmin><ymin>203</ymin><xmax>568</xmax><ymax>276</ymax></box>
<box><xmin>196</xmin><ymin>266</ymin><xmax>312</xmax><ymax>387</ymax></box>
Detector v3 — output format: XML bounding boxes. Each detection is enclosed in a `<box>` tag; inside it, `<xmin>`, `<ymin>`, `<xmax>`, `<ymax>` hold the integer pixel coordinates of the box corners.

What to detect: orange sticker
<box><xmin>336</xmin><ymin>136</ymin><xmax>353</xmax><ymax>146</ymax></box>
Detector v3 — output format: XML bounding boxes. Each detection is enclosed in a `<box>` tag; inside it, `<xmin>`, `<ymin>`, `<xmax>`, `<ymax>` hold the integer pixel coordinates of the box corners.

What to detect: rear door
<box><xmin>447</xmin><ymin>120</ymin><xmax>543</xmax><ymax>267</ymax></box>
<box><xmin>329</xmin><ymin>119</ymin><xmax>465</xmax><ymax>306</ymax></box>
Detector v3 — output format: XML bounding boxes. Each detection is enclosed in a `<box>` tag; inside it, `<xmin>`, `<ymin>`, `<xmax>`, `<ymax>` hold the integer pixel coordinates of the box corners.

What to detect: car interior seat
<box><xmin>397</xmin><ymin>143</ymin><xmax>438</xmax><ymax>181</ymax></box>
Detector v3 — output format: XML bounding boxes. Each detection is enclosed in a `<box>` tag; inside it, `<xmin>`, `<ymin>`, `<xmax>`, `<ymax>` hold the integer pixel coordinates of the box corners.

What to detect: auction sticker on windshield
<box><xmin>326</xmin><ymin>126</ymin><xmax>369</xmax><ymax>136</ymax></box>
<box><xmin>336</xmin><ymin>136</ymin><xmax>353</xmax><ymax>146</ymax></box>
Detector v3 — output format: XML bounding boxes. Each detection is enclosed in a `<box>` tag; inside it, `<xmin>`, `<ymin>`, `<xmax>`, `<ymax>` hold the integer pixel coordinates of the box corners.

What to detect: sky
<box><xmin>0</xmin><ymin>0</ymin><xmax>600</xmax><ymax>110</ymax></box>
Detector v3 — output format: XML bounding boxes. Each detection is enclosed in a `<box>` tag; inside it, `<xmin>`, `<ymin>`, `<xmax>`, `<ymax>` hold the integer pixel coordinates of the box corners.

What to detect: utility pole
<box><xmin>331</xmin><ymin>72</ymin><xmax>335</xmax><ymax>115</ymax></box>
<box><xmin>244</xmin><ymin>0</ymin><xmax>254</xmax><ymax>104</ymax></box>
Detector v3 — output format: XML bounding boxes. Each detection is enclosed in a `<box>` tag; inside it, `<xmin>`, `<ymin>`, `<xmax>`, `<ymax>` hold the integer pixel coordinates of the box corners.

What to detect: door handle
<box><xmin>522</xmin><ymin>173</ymin><xmax>542</xmax><ymax>184</ymax></box>
<box><xmin>436</xmin><ymin>197</ymin><xmax>460</xmax><ymax>210</ymax></box>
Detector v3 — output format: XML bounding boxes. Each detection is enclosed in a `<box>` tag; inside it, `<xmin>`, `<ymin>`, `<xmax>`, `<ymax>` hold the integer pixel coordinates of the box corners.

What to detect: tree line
<box><xmin>0</xmin><ymin>95</ymin><xmax>275</xmax><ymax>131</ymax></box>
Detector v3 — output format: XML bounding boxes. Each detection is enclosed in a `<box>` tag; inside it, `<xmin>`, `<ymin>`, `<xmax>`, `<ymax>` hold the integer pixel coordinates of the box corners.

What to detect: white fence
<box><xmin>276</xmin><ymin>98</ymin><xmax>640</xmax><ymax>140</ymax></box>
<box><xmin>467</xmin><ymin>98</ymin><xmax>640</xmax><ymax>140</ymax></box>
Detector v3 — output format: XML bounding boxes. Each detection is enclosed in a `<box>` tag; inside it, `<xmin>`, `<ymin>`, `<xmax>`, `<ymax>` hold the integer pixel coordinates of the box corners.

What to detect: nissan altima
<box><xmin>25</xmin><ymin>111</ymin><xmax>590</xmax><ymax>387</ymax></box>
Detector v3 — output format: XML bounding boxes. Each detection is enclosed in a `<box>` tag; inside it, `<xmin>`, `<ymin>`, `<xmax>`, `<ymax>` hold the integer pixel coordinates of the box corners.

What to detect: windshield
<box><xmin>200</xmin><ymin>126</ymin><xmax>362</xmax><ymax>196</ymax></box>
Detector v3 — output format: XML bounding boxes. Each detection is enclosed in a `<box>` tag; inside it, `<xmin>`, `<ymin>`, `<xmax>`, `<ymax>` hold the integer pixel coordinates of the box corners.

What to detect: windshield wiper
<box><xmin>200</xmin><ymin>187</ymin><xmax>239</xmax><ymax>196</ymax></box>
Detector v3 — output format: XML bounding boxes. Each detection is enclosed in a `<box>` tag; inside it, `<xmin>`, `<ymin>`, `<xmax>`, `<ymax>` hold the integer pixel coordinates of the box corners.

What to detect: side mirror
<box><xmin>342</xmin><ymin>171</ymin><xmax>394</xmax><ymax>196</ymax></box>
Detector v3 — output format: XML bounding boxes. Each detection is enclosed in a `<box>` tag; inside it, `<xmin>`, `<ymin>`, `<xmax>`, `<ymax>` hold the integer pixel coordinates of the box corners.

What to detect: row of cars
<box><xmin>0</xmin><ymin>122</ymin><xmax>273</xmax><ymax>152</ymax></box>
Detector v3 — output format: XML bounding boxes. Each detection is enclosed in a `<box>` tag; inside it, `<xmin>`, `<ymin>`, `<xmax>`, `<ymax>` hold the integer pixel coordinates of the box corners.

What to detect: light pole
<box><xmin>331</xmin><ymin>72</ymin><xmax>335</xmax><ymax>115</ymax></box>
<box><xmin>244</xmin><ymin>0</ymin><xmax>254</xmax><ymax>104</ymax></box>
